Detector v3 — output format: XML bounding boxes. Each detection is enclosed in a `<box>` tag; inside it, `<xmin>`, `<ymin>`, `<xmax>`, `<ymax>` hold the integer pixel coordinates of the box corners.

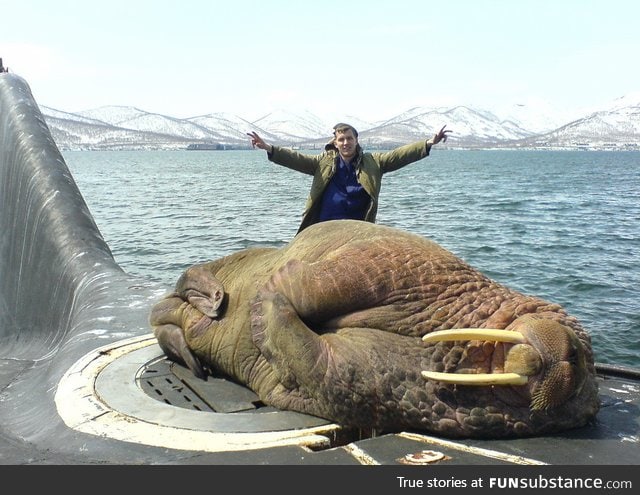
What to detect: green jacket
<box><xmin>268</xmin><ymin>139</ymin><xmax>433</xmax><ymax>233</ymax></box>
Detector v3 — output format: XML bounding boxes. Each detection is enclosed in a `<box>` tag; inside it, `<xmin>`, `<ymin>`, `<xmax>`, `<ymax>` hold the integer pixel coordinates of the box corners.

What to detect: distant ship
<box><xmin>186</xmin><ymin>143</ymin><xmax>226</xmax><ymax>150</ymax></box>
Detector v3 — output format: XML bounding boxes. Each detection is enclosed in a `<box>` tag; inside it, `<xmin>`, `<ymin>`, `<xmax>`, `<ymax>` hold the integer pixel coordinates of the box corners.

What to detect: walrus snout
<box><xmin>510</xmin><ymin>314</ymin><xmax>590</xmax><ymax>411</ymax></box>
<box><xmin>421</xmin><ymin>315</ymin><xmax>590</xmax><ymax>411</ymax></box>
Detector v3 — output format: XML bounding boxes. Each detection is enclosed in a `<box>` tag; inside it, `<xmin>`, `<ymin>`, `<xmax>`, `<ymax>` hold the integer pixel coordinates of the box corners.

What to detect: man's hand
<box><xmin>432</xmin><ymin>125</ymin><xmax>452</xmax><ymax>145</ymax></box>
<box><xmin>247</xmin><ymin>131</ymin><xmax>272</xmax><ymax>153</ymax></box>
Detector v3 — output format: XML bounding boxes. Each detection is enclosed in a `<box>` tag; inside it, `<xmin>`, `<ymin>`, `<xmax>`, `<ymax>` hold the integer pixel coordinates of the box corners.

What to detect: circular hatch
<box><xmin>55</xmin><ymin>334</ymin><xmax>343</xmax><ymax>453</ymax></box>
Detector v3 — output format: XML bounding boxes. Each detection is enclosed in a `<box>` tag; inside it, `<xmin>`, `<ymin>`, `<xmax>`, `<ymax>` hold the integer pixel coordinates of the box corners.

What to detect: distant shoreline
<box><xmin>58</xmin><ymin>145</ymin><xmax>640</xmax><ymax>153</ymax></box>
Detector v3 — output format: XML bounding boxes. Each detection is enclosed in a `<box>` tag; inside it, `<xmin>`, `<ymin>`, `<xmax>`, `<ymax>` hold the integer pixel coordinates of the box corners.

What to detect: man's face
<box><xmin>334</xmin><ymin>130</ymin><xmax>358</xmax><ymax>161</ymax></box>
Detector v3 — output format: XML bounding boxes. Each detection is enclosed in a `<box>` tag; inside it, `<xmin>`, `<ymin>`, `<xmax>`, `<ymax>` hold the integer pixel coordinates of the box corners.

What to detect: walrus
<box><xmin>149</xmin><ymin>220</ymin><xmax>599</xmax><ymax>438</ymax></box>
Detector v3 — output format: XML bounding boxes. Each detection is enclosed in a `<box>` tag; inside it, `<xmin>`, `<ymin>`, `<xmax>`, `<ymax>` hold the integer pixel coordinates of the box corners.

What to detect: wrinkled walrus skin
<box><xmin>149</xmin><ymin>220</ymin><xmax>599</xmax><ymax>439</ymax></box>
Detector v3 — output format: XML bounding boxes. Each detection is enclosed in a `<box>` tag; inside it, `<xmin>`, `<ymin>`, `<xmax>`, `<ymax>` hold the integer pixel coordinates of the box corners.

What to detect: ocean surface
<box><xmin>63</xmin><ymin>149</ymin><xmax>640</xmax><ymax>368</ymax></box>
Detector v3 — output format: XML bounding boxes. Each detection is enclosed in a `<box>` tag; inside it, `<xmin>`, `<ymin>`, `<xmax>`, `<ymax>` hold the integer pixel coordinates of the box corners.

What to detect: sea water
<box><xmin>64</xmin><ymin>149</ymin><xmax>640</xmax><ymax>367</ymax></box>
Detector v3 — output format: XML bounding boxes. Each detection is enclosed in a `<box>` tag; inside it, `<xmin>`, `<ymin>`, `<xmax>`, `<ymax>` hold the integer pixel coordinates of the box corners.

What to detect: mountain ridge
<box><xmin>40</xmin><ymin>93</ymin><xmax>640</xmax><ymax>151</ymax></box>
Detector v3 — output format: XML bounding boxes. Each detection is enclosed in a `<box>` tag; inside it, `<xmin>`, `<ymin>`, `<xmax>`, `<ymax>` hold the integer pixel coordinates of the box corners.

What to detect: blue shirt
<box><xmin>317</xmin><ymin>156</ymin><xmax>371</xmax><ymax>222</ymax></box>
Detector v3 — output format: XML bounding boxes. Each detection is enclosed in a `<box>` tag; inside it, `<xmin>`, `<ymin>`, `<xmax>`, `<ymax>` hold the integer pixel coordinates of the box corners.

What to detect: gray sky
<box><xmin>3</xmin><ymin>0</ymin><xmax>639</xmax><ymax>121</ymax></box>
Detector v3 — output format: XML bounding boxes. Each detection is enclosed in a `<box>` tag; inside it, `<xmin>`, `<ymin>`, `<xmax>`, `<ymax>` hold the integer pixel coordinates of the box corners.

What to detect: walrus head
<box><xmin>421</xmin><ymin>314</ymin><xmax>591</xmax><ymax>412</ymax></box>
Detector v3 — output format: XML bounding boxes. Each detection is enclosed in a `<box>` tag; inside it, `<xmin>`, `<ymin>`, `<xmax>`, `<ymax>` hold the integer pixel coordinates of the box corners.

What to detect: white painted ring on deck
<box><xmin>54</xmin><ymin>334</ymin><xmax>341</xmax><ymax>453</ymax></box>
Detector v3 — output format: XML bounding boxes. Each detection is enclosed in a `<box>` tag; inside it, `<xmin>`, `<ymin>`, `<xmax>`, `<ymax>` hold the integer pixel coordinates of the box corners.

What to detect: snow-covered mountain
<box><xmin>188</xmin><ymin>112</ymin><xmax>274</xmax><ymax>143</ymax></box>
<box><xmin>252</xmin><ymin>109</ymin><xmax>330</xmax><ymax>142</ymax></box>
<box><xmin>39</xmin><ymin>93</ymin><xmax>640</xmax><ymax>151</ymax></box>
<box><xmin>516</xmin><ymin>93</ymin><xmax>640</xmax><ymax>149</ymax></box>
<box><xmin>490</xmin><ymin>98</ymin><xmax>579</xmax><ymax>134</ymax></box>
<box><xmin>356</xmin><ymin>106</ymin><xmax>534</xmax><ymax>148</ymax></box>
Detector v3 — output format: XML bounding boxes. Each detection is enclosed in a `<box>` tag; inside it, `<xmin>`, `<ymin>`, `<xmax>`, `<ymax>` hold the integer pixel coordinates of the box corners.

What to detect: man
<box><xmin>247</xmin><ymin>123</ymin><xmax>451</xmax><ymax>233</ymax></box>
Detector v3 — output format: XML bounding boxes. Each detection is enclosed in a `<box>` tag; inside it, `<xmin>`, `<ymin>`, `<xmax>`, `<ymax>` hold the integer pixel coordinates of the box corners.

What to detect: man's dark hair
<box><xmin>333</xmin><ymin>123</ymin><xmax>358</xmax><ymax>138</ymax></box>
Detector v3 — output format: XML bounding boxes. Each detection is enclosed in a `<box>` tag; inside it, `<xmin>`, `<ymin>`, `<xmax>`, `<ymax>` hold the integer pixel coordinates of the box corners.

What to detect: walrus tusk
<box><xmin>422</xmin><ymin>328</ymin><xmax>526</xmax><ymax>345</ymax></box>
<box><xmin>422</xmin><ymin>329</ymin><xmax>529</xmax><ymax>386</ymax></box>
<box><xmin>421</xmin><ymin>371</ymin><xmax>528</xmax><ymax>386</ymax></box>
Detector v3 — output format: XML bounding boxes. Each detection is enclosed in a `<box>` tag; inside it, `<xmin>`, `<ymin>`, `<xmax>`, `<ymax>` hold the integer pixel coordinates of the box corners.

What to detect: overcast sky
<box><xmin>3</xmin><ymin>0</ymin><xmax>639</xmax><ymax>123</ymax></box>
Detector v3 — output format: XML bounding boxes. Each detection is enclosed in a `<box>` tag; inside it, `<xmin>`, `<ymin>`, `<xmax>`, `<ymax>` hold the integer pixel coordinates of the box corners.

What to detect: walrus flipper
<box><xmin>153</xmin><ymin>323</ymin><xmax>207</xmax><ymax>379</ymax></box>
<box><xmin>249</xmin><ymin>286</ymin><xmax>334</xmax><ymax>414</ymax></box>
<box><xmin>250</xmin><ymin>286</ymin><xmax>327</xmax><ymax>386</ymax></box>
<box><xmin>176</xmin><ymin>264</ymin><xmax>225</xmax><ymax>318</ymax></box>
<box><xmin>149</xmin><ymin>293</ymin><xmax>208</xmax><ymax>379</ymax></box>
<box><xmin>250</xmin><ymin>284</ymin><xmax>436</xmax><ymax>427</ymax></box>
<box><xmin>265</xmin><ymin>254</ymin><xmax>390</xmax><ymax>323</ymax></box>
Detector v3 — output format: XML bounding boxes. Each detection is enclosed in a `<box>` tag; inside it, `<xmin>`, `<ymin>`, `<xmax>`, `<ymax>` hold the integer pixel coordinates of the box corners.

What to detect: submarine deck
<box><xmin>1</xmin><ymin>72</ymin><xmax>638</xmax><ymax>479</ymax></box>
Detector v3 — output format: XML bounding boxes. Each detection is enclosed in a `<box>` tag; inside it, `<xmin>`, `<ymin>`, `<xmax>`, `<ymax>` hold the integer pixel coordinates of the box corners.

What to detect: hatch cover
<box><xmin>55</xmin><ymin>334</ymin><xmax>344</xmax><ymax>452</ymax></box>
<box><xmin>139</xmin><ymin>358</ymin><xmax>269</xmax><ymax>413</ymax></box>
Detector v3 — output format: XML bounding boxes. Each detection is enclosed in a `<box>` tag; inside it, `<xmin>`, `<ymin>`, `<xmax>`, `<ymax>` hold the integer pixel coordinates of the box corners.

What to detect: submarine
<box><xmin>1</xmin><ymin>69</ymin><xmax>639</xmax><ymax>477</ymax></box>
